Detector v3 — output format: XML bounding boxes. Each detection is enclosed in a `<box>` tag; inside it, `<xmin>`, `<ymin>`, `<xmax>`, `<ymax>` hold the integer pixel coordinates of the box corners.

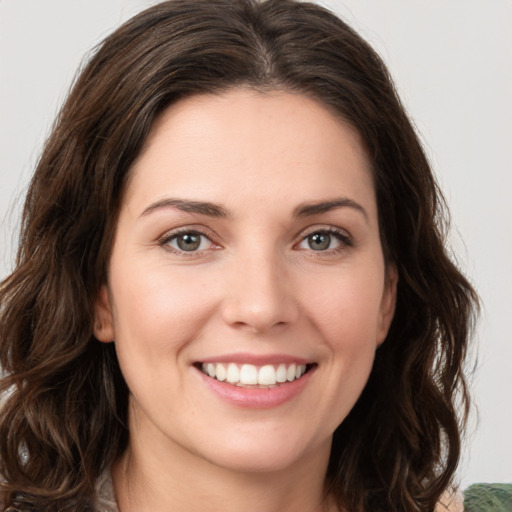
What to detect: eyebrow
<box><xmin>139</xmin><ymin>196</ymin><xmax>368</xmax><ymax>222</ymax></box>
<box><xmin>140</xmin><ymin>198</ymin><xmax>230</xmax><ymax>218</ymax></box>
<box><xmin>294</xmin><ymin>197</ymin><xmax>369</xmax><ymax>223</ymax></box>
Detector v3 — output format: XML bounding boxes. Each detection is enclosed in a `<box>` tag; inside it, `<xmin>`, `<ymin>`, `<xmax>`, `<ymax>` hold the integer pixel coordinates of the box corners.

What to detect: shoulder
<box><xmin>463</xmin><ymin>483</ymin><xmax>512</xmax><ymax>512</ymax></box>
<box><xmin>436</xmin><ymin>482</ymin><xmax>512</xmax><ymax>511</ymax></box>
<box><xmin>435</xmin><ymin>489</ymin><xmax>464</xmax><ymax>512</ymax></box>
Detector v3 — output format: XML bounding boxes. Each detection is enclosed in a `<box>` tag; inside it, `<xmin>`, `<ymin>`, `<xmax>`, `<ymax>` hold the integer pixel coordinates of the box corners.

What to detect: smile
<box><xmin>199</xmin><ymin>362</ymin><xmax>311</xmax><ymax>387</ymax></box>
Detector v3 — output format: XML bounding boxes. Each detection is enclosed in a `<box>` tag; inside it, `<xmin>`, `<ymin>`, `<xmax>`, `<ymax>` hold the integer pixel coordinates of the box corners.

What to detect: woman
<box><xmin>0</xmin><ymin>1</ymin><xmax>478</xmax><ymax>511</ymax></box>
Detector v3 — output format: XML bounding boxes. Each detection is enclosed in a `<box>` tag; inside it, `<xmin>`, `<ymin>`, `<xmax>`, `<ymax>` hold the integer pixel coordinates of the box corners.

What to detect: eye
<box><xmin>162</xmin><ymin>230</ymin><xmax>214</xmax><ymax>253</ymax></box>
<box><xmin>297</xmin><ymin>228</ymin><xmax>352</xmax><ymax>252</ymax></box>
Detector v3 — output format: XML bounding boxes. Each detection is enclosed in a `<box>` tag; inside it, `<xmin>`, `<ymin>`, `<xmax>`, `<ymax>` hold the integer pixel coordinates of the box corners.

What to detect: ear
<box><xmin>376</xmin><ymin>264</ymin><xmax>398</xmax><ymax>346</ymax></box>
<box><xmin>93</xmin><ymin>284</ymin><xmax>115</xmax><ymax>343</ymax></box>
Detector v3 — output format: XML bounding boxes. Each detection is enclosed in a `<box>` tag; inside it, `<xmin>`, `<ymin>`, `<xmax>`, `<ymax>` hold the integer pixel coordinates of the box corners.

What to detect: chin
<box><xmin>193</xmin><ymin>429</ymin><xmax>330</xmax><ymax>475</ymax></box>
<box><xmin>208</xmin><ymin>449</ymin><xmax>306</xmax><ymax>474</ymax></box>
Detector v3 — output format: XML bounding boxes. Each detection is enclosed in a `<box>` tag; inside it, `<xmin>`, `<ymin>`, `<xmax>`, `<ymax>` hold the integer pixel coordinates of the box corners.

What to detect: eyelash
<box><xmin>296</xmin><ymin>227</ymin><xmax>353</xmax><ymax>255</ymax></box>
<box><xmin>158</xmin><ymin>226</ymin><xmax>353</xmax><ymax>257</ymax></box>
<box><xmin>158</xmin><ymin>228</ymin><xmax>218</xmax><ymax>257</ymax></box>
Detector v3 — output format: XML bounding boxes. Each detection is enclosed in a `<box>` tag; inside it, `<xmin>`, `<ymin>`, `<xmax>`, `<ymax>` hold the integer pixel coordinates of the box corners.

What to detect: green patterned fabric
<box><xmin>464</xmin><ymin>483</ymin><xmax>512</xmax><ymax>512</ymax></box>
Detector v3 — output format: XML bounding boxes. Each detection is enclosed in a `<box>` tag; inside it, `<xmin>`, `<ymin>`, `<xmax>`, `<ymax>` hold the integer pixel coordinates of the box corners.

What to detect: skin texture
<box><xmin>94</xmin><ymin>89</ymin><xmax>397</xmax><ymax>512</ymax></box>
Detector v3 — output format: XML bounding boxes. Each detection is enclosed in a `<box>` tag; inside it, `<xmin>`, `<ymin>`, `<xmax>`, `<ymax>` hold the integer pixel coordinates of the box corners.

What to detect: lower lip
<box><xmin>195</xmin><ymin>366</ymin><xmax>315</xmax><ymax>409</ymax></box>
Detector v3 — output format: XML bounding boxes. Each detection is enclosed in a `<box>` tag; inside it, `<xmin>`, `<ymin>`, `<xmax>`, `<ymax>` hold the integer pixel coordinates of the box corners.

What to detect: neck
<box><xmin>112</xmin><ymin>415</ymin><xmax>336</xmax><ymax>512</ymax></box>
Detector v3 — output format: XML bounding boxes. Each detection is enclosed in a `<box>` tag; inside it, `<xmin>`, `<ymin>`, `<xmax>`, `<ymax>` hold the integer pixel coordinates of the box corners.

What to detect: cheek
<box><xmin>109</xmin><ymin>261</ymin><xmax>219</xmax><ymax>354</ymax></box>
<box><xmin>296</xmin><ymin>276</ymin><xmax>383</xmax><ymax>434</ymax></box>
<box><xmin>300</xmin><ymin>264</ymin><xmax>386</xmax><ymax>349</ymax></box>
<box><xmin>107</xmin><ymin>264</ymin><xmax>222</xmax><ymax>410</ymax></box>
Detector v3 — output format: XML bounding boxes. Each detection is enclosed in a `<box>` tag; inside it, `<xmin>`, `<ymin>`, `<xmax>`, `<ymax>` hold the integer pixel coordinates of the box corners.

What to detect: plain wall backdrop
<box><xmin>1</xmin><ymin>0</ymin><xmax>511</xmax><ymax>489</ymax></box>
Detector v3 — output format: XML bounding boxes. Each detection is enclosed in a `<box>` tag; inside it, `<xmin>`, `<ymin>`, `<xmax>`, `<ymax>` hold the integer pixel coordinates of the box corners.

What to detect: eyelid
<box><xmin>156</xmin><ymin>224</ymin><xmax>353</xmax><ymax>257</ymax></box>
<box><xmin>157</xmin><ymin>226</ymin><xmax>221</xmax><ymax>256</ymax></box>
<box><xmin>294</xmin><ymin>225</ymin><xmax>354</xmax><ymax>252</ymax></box>
<box><xmin>299</xmin><ymin>224</ymin><xmax>351</xmax><ymax>238</ymax></box>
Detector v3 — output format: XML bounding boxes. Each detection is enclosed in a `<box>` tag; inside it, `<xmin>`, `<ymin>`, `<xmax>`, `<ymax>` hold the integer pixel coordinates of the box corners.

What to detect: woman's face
<box><xmin>95</xmin><ymin>89</ymin><xmax>396</xmax><ymax>474</ymax></box>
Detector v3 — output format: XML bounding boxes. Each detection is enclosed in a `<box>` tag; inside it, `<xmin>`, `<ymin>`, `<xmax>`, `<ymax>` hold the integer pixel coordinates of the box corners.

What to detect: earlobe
<box><xmin>93</xmin><ymin>284</ymin><xmax>115</xmax><ymax>342</ymax></box>
<box><xmin>376</xmin><ymin>264</ymin><xmax>398</xmax><ymax>346</ymax></box>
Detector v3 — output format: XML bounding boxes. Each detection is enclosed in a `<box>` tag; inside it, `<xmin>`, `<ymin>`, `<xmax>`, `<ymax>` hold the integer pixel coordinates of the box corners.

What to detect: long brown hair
<box><xmin>0</xmin><ymin>1</ymin><xmax>478</xmax><ymax>511</ymax></box>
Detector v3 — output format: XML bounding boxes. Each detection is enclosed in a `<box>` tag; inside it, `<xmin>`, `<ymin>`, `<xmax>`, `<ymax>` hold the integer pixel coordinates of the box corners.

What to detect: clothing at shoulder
<box><xmin>435</xmin><ymin>483</ymin><xmax>512</xmax><ymax>512</ymax></box>
<box><xmin>92</xmin><ymin>476</ymin><xmax>512</xmax><ymax>512</ymax></box>
<box><xmin>95</xmin><ymin>470</ymin><xmax>119</xmax><ymax>512</ymax></box>
<box><xmin>463</xmin><ymin>483</ymin><xmax>512</xmax><ymax>512</ymax></box>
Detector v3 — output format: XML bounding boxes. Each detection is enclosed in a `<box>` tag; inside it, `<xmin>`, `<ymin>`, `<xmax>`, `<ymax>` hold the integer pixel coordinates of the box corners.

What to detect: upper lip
<box><xmin>196</xmin><ymin>353</ymin><xmax>313</xmax><ymax>366</ymax></box>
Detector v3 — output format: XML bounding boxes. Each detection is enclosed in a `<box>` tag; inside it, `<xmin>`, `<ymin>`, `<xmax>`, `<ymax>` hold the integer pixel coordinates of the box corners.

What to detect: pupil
<box><xmin>309</xmin><ymin>233</ymin><xmax>330</xmax><ymax>251</ymax></box>
<box><xmin>177</xmin><ymin>233</ymin><xmax>200</xmax><ymax>251</ymax></box>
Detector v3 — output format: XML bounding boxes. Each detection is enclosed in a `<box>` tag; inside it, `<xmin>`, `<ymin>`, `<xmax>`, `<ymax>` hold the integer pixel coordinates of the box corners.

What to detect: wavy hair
<box><xmin>0</xmin><ymin>1</ymin><xmax>478</xmax><ymax>511</ymax></box>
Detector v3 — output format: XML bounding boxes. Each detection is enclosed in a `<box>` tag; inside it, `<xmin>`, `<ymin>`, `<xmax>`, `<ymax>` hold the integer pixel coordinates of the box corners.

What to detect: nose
<box><xmin>220</xmin><ymin>250</ymin><xmax>299</xmax><ymax>333</ymax></box>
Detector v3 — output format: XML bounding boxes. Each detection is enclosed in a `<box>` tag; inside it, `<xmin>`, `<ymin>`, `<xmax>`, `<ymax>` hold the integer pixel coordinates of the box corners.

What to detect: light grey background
<box><xmin>1</xmin><ymin>0</ymin><xmax>511</xmax><ymax>488</ymax></box>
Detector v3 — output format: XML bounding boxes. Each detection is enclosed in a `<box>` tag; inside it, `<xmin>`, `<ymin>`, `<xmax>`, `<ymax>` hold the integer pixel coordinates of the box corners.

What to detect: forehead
<box><xmin>124</xmin><ymin>88</ymin><xmax>376</xmax><ymax>220</ymax></box>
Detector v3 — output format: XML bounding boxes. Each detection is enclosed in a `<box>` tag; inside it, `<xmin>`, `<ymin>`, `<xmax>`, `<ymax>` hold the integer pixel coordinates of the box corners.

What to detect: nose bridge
<box><xmin>221</xmin><ymin>240</ymin><xmax>298</xmax><ymax>332</ymax></box>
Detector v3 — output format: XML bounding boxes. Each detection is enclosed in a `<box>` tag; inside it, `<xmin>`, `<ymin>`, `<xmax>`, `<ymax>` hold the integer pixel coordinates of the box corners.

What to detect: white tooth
<box><xmin>226</xmin><ymin>363</ymin><xmax>240</xmax><ymax>383</ymax></box>
<box><xmin>240</xmin><ymin>364</ymin><xmax>258</xmax><ymax>385</ymax></box>
<box><xmin>258</xmin><ymin>365</ymin><xmax>277</xmax><ymax>385</ymax></box>
<box><xmin>297</xmin><ymin>364</ymin><xmax>306</xmax><ymax>378</ymax></box>
<box><xmin>207</xmin><ymin>363</ymin><xmax>216</xmax><ymax>378</ymax></box>
<box><xmin>276</xmin><ymin>364</ymin><xmax>287</xmax><ymax>383</ymax></box>
<box><xmin>287</xmin><ymin>363</ymin><xmax>296</xmax><ymax>382</ymax></box>
<box><xmin>216</xmin><ymin>363</ymin><xmax>227</xmax><ymax>381</ymax></box>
